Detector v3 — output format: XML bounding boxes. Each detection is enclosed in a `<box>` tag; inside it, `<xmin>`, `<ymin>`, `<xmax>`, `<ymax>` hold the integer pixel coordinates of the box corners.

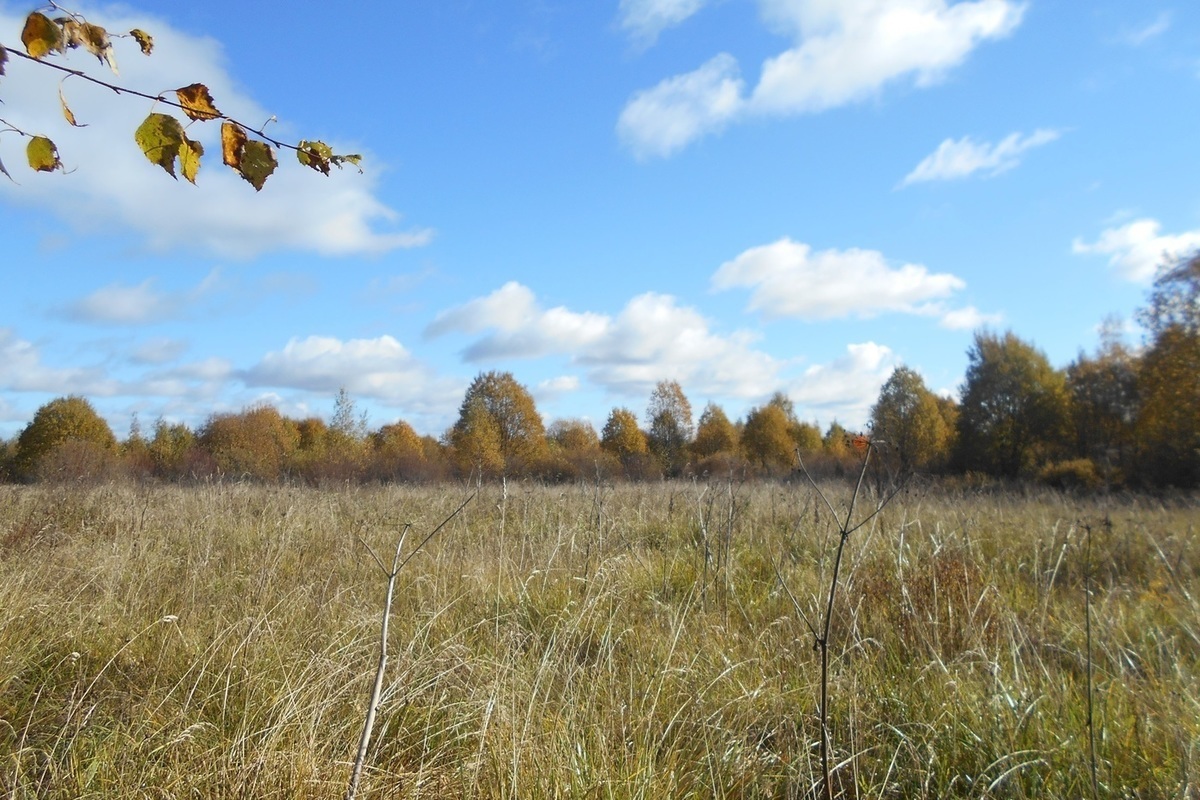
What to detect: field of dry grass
<box><xmin>1</xmin><ymin>478</ymin><xmax>1197</xmax><ymax>798</ymax></box>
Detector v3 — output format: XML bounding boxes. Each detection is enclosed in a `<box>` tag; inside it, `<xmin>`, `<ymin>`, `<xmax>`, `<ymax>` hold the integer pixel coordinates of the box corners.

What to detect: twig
<box><xmin>344</xmin><ymin>493</ymin><xmax>474</xmax><ymax>800</ymax></box>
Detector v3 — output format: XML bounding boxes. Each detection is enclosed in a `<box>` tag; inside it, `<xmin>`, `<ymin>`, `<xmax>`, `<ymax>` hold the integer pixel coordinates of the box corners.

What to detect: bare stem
<box><xmin>344</xmin><ymin>493</ymin><xmax>474</xmax><ymax>800</ymax></box>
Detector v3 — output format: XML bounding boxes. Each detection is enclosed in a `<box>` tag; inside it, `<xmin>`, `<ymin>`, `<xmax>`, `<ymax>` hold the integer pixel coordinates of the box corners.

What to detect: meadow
<box><xmin>0</xmin><ymin>477</ymin><xmax>1196</xmax><ymax>798</ymax></box>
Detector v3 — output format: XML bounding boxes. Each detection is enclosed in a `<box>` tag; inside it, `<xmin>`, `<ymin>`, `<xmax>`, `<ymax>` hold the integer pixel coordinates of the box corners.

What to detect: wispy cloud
<box><xmin>619</xmin><ymin>0</ymin><xmax>713</xmax><ymax>46</ymax></box>
<box><xmin>0</xmin><ymin>7</ymin><xmax>432</xmax><ymax>258</ymax></box>
<box><xmin>1073</xmin><ymin>218</ymin><xmax>1200</xmax><ymax>282</ymax></box>
<box><xmin>619</xmin><ymin>0</ymin><xmax>1025</xmax><ymax>158</ymax></box>
<box><xmin>900</xmin><ymin>129</ymin><xmax>1061</xmax><ymax>186</ymax></box>
<box><xmin>712</xmin><ymin>237</ymin><xmax>966</xmax><ymax>320</ymax></box>
<box><xmin>63</xmin><ymin>270</ymin><xmax>223</xmax><ymax>325</ymax></box>
<box><xmin>1120</xmin><ymin>11</ymin><xmax>1171</xmax><ymax>46</ymax></box>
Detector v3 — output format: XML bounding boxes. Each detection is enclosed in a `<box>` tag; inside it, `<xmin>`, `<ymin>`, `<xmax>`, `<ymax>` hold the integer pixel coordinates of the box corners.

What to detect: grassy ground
<box><xmin>0</xmin><ymin>478</ymin><xmax>1196</xmax><ymax>798</ymax></box>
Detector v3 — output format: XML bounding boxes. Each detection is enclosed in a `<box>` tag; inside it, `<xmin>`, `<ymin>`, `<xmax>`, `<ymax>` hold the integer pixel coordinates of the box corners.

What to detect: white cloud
<box><xmin>241</xmin><ymin>335</ymin><xmax>462</xmax><ymax>416</ymax></box>
<box><xmin>901</xmin><ymin>129</ymin><xmax>1060</xmax><ymax>186</ymax></box>
<box><xmin>1073</xmin><ymin>218</ymin><xmax>1200</xmax><ymax>282</ymax></box>
<box><xmin>535</xmin><ymin>375</ymin><xmax>580</xmax><ymax>403</ymax></box>
<box><xmin>619</xmin><ymin>0</ymin><xmax>1025</xmax><ymax>157</ymax></box>
<box><xmin>620</xmin><ymin>0</ymin><xmax>712</xmax><ymax>45</ymax></box>
<box><xmin>939</xmin><ymin>305</ymin><xmax>1003</xmax><ymax>330</ymax></box>
<box><xmin>428</xmin><ymin>284</ymin><xmax>783</xmax><ymax>399</ymax></box>
<box><xmin>0</xmin><ymin>327</ymin><xmax>118</xmax><ymax>396</ymax></box>
<box><xmin>64</xmin><ymin>270</ymin><xmax>222</xmax><ymax>324</ymax></box>
<box><xmin>0</xmin><ymin>6</ymin><xmax>431</xmax><ymax>258</ymax></box>
<box><xmin>787</xmin><ymin>341</ymin><xmax>898</xmax><ymax>427</ymax></box>
<box><xmin>426</xmin><ymin>282</ymin><xmax>610</xmax><ymax>359</ymax></box>
<box><xmin>712</xmin><ymin>237</ymin><xmax>965</xmax><ymax>319</ymax></box>
<box><xmin>617</xmin><ymin>54</ymin><xmax>745</xmax><ymax>159</ymax></box>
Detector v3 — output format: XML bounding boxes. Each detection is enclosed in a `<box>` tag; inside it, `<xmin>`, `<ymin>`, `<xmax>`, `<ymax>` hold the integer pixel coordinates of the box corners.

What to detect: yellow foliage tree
<box><xmin>14</xmin><ymin>395</ymin><xmax>116</xmax><ymax>480</ymax></box>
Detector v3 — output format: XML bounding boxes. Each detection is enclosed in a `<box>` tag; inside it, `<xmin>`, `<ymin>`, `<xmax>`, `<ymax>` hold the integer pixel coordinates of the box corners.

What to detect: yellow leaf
<box><xmin>26</xmin><ymin>136</ymin><xmax>62</xmax><ymax>172</ymax></box>
<box><xmin>176</xmin><ymin>83</ymin><xmax>221</xmax><ymax>122</ymax></box>
<box><xmin>297</xmin><ymin>139</ymin><xmax>333</xmax><ymax>175</ymax></box>
<box><xmin>221</xmin><ymin>121</ymin><xmax>247</xmax><ymax>169</ymax></box>
<box><xmin>129</xmin><ymin>28</ymin><xmax>154</xmax><ymax>56</ymax></box>
<box><xmin>21</xmin><ymin>12</ymin><xmax>63</xmax><ymax>59</ymax></box>
<box><xmin>180</xmin><ymin>138</ymin><xmax>204</xmax><ymax>184</ymax></box>
<box><xmin>59</xmin><ymin>85</ymin><xmax>86</xmax><ymax>127</ymax></box>
<box><xmin>135</xmin><ymin>112</ymin><xmax>186</xmax><ymax>178</ymax></box>
<box><xmin>236</xmin><ymin>140</ymin><xmax>277</xmax><ymax>191</ymax></box>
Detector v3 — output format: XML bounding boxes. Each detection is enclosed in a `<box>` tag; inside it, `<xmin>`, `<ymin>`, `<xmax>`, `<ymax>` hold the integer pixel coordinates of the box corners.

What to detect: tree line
<box><xmin>2</xmin><ymin>253</ymin><xmax>1196</xmax><ymax>489</ymax></box>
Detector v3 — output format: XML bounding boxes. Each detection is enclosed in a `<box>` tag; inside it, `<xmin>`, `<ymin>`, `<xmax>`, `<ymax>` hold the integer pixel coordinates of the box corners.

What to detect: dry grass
<box><xmin>0</xmin><ymin>479</ymin><xmax>1196</xmax><ymax>798</ymax></box>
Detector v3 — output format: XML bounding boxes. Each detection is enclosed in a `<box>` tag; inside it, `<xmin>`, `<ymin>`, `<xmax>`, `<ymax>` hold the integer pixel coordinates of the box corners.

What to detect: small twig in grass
<box><xmin>344</xmin><ymin>492</ymin><xmax>474</xmax><ymax>800</ymax></box>
<box><xmin>784</xmin><ymin>442</ymin><xmax>907</xmax><ymax>800</ymax></box>
<box><xmin>1084</xmin><ymin>519</ymin><xmax>1100</xmax><ymax>800</ymax></box>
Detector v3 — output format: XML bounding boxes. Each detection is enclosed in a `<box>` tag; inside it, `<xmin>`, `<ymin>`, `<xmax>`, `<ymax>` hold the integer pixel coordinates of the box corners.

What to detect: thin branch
<box><xmin>795</xmin><ymin>448</ymin><xmax>840</xmax><ymax>521</ymax></box>
<box><xmin>0</xmin><ymin>43</ymin><xmax>328</xmax><ymax>158</ymax></box>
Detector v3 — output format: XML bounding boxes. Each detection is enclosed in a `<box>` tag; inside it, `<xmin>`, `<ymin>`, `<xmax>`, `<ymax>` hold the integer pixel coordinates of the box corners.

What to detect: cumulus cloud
<box><xmin>619</xmin><ymin>0</ymin><xmax>713</xmax><ymax>45</ymax></box>
<box><xmin>425</xmin><ymin>282</ymin><xmax>609</xmax><ymax>359</ymax></box>
<box><xmin>939</xmin><ymin>305</ymin><xmax>1003</xmax><ymax>330</ymax></box>
<box><xmin>241</xmin><ymin>335</ymin><xmax>462</xmax><ymax>416</ymax></box>
<box><xmin>1073</xmin><ymin>218</ymin><xmax>1200</xmax><ymax>282</ymax></box>
<box><xmin>901</xmin><ymin>129</ymin><xmax>1060</xmax><ymax>186</ymax></box>
<box><xmin>619</xmin><ymin>0</ymin><xmax>1025</xmax><ymax>157</ymax></box>
<box><xmin>0</xmin><ymin>6</ymin><xmax>431</xmax><ymax>258</ymax></box>
<box><xmin>787</xmin><ymin>341</ymin><xmax>899</xmax><ymax>426</ymax></box>
<box><xmin>712</xmin><ymin>237</ymin><xmax>965</xmax><ymax>320</ymax></box>
<box><xmin>617</xmin><ymin>54</ymin><xmax>745</xmax><ymax>159</ymax></box>
<box><xmin>428</xmin><ymin>284</ymin><xmax>782</xmax><ymax>399</ymax></box>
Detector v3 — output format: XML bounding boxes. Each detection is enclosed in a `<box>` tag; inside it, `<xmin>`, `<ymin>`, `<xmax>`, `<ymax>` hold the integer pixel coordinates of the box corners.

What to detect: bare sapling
<box><xmin>777</xmin><ymin>439</ymin><xmax>905</xmax><ymax>799</ymax></box>
<box><xmin>344</xmin><ymin>493</ymin><xmax>475</xmax><ymax>800</ymax></box>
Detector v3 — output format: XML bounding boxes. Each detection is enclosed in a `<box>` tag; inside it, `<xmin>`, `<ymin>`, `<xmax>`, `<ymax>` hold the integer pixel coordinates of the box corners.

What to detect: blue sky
<box><xmin>1</xmin><ymin>0</ymin><xmax>1198</xmax><ymax>440</ymax></box>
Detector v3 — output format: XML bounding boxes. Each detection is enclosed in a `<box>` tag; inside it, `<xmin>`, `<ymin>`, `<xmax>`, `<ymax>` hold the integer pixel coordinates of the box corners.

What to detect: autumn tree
<box><xmin>869</xmin><ymin>366</ymin><xmax>954</xmax><ymax>474</ymax></box>
<box><xmin>449</xmin><ymin>371</ymin><xmax>545</xmax><ymax>476</ymax></box>
<box><xmin>369</xmin><ymin>419</ymin><xmax>432</xmax><ymax>482</ymax></box>
<box><xmin>600</xmin><ymin>406</ymin><xmax>651</xmax><ymax>478</ymax></box>
<box><xmin>955</xmin><ymin>331</ymin><xmax>1070</xmax><ymax>477</ymax></box>
<box><xmin>692</xmin><ymin>402</ymin><xmax>738</xmax><ymax>459</ymax></box>
<box><xmin>1</xmin><ymin>6</ymin><xmax>360</xmax><ymax>187</ymax></box>
<box><xmin>198</xmin><ymin>404</ymin><xmax>299</xmax><ymax>481</ymax></box>
<box><xmin>1065</xmin><ymin>323</ymin><xmax>1139</xmax><ymax>480</ymax></box>
<box><xmin>646</xmin><ymin>380</ymin><xmax>693</xmax><ymax>476</ymax></box>
<box><xmin>1134</xmin><ymin>253</ymin><xmax>1200</xmax><ymax>486</ymax></box>
<box><xmin>13</xmin><ymin>395</ymin><xmax>116</xmax><ymax>480</ymax></box>
<box><xmin>741</xmin><ymin>403</ymin><xmax>795</xmax><ymax>471</ymax></box>
<box><xmin>148</xmin><ymin>418</ymin><xmax>199</xmax><ymax>480</ymax></box>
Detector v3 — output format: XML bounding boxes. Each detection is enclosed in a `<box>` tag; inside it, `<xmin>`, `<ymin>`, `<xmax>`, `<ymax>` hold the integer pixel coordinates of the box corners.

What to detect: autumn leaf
<box><xmin>237</xmin><ymin>140</ymin><xmax>277</xmax><ymax>191</ymax></box>
<box><xmin>59</xmin><ymin>19</ymin><xmax>117</xmax><ymax>73</ymax></box>
<box><xmin>27</xmin><ymin>136</ymin><xmax>62</xmax><ymax>172</ymax></box>
<box><xmin>176</xmin><ymin>83</ymin><xmax>221</xmax><ymax>122</ymax></box>
<box><xmin>135</xmin><ymin>112</ymin><xmax>202</xmax><ymax>181</ymax></box>
<box><xmin>0</xmin><ymin>153</ymin><xmax>13</xmax><ymax>183</ymax></box>
<box><xmin>0</xmin><ymin>44</ymin><xmax>7</xmax><ymax>77</ymax></box>
<box><xmin>297</xmin><ymin>139</ymin><xmax>333</xmax><ymax>175</ymax></box>
<box><xmin>180</xmin><ymin>138</ymin><xmax>204</xmax><ymax>184</ymax></box>
<box><xmin>59</xmin><ymin>85</ymin><xmax>86</xmax><ymax>127</ymax></box>
<box><xmin>221</xmin><ymin>121</ymin><xmax>248</xmax><ymax>169</ymax></box>
<box><xmin>129</xmin><ymin>28</ymin><xmax>153</xmax><ymax>56</ymax></box>
<box><xmin>21</xmin><ymin>12</ymin><xmax>63</xmax><ymax>58</ymax></box>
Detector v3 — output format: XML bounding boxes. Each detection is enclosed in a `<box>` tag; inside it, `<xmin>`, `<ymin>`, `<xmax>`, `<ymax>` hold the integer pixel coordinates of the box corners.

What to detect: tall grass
<box><xmin>0</xmin><ymin>479</ymin><xmax>1196</xmax><ymax>797</ymax></box>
